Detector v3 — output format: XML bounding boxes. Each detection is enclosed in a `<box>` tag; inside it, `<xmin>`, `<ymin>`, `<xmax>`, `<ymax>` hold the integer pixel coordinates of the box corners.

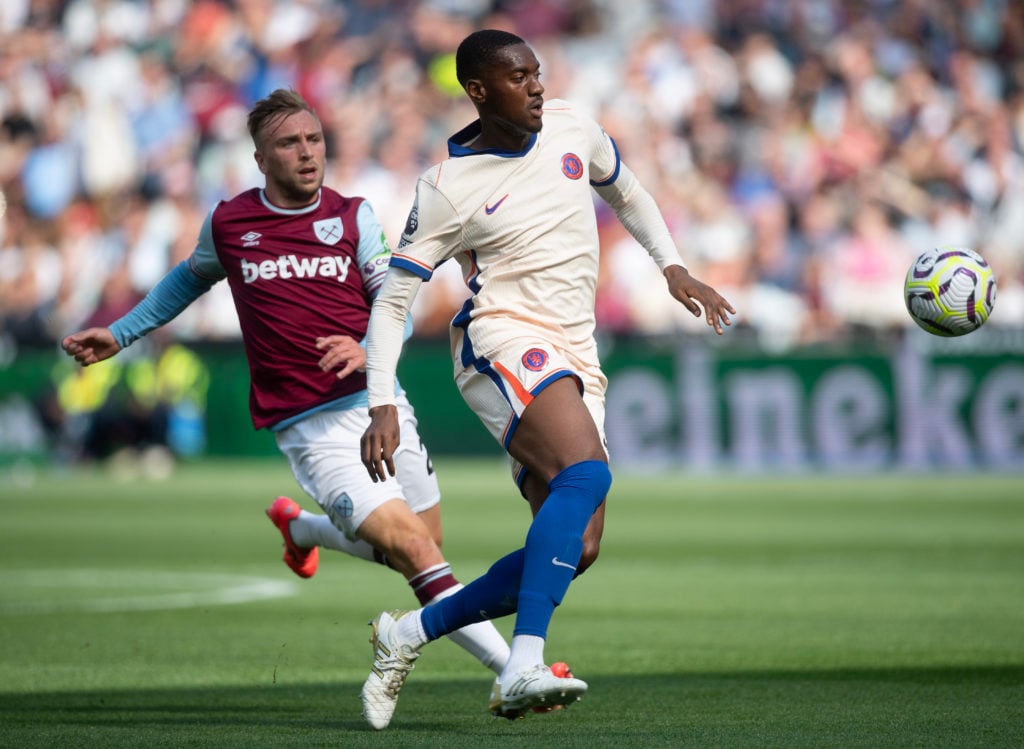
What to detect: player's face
<box><xmin>254</xmin><ymin>109</ymin><xmax>326</xmax><ymax>208</ymax></box>
<box><xmin>474</xmin><ymin>43</ymin><xmax>545</xmax><ymax>148</ymax></box>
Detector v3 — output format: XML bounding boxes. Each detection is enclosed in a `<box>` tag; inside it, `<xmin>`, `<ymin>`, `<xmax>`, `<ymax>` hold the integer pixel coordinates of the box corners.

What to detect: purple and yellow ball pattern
<box><xmin>904</xmin><ymin>246</ymin><xmax>996</xmax><ymax>337</ymax></box>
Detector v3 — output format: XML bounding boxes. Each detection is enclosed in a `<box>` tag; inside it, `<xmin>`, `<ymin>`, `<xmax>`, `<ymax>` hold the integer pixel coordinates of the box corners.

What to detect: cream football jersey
<box><xmin>389</xmin><ymin>99</ymin><xmax>620</xmax><ymax>358</ymax></box>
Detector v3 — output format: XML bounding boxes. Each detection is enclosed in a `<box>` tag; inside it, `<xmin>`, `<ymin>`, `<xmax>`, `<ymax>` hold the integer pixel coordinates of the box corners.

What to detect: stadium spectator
<box><xmin>0</xmin><ymin>0</ymin><xmax>1021</xmax><ymax>346</ymax></box>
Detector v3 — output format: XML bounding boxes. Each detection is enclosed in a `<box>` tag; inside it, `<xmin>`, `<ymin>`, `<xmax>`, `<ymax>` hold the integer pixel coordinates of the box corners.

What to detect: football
<box><xmin>903</xmin><ymin>246</ymin><xmax>996</xmax><ymax>336</ymax></box>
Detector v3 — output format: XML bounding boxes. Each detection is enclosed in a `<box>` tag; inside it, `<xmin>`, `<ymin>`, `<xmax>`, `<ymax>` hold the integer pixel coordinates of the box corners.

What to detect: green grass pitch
<box><xmin>1</xmin><ymin>459</ymin><xmax>1022</xmax><ymax>748</ymax></box>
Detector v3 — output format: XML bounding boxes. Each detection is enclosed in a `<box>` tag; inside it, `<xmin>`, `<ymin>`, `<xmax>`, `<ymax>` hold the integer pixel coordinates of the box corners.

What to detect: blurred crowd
<box><xmin>2</xmin><ymin>0</ymin><xmax>1023</xmax><ymax>355</ymax></box>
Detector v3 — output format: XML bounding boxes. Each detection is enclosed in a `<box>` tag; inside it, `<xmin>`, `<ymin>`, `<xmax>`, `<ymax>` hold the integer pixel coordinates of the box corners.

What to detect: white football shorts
<box><xmin>275</xmin><ymin>393</ymin><xmax>440</xmax><ymax>540</ymax></box>
<box><xmin>452</xmin><ymin>335</ymin><xmax>608</xmax><ymax>484</ymax></box>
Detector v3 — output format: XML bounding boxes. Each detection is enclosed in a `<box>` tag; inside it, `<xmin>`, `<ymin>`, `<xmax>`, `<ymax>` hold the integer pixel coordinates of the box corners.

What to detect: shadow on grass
<box><xmin>1</xmin><ymin>666</ymin><xmax>1022</xmax><ymax>749</ymax></box>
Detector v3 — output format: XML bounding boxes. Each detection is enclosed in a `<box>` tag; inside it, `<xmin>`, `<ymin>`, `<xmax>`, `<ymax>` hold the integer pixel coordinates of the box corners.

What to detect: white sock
<box><xmin>499</xmin><ymin>634</ymin><xmax>545</xmax><ymax>683</ymax></box>
<box><xmin>290</xmin><ymin>510</ymin><xmax>377</xmax><ymax>562</ymax></box>
<box><xmin>395</xmin><ymin>609</ymin><xmax>428</xmax><ymax>649</ymax></box>
<box><xmin>429</xmin><ymin>584</ymin><xmax>510</xmax><ymax>674</ymax></box>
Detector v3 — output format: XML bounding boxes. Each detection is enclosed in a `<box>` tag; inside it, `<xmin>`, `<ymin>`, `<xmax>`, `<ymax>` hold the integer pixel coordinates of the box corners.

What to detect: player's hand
<box><xmin>61</xmin><ymin>328</ymin><xmax>122</xmax><ymax>366</ymax></box>
<box><xmin>664</xmin><ymin>265</ymin><xmax>736</xmax><ymax>335</ymax></box>
<box><xmin>361</xmin><ymin>404</ymin><xmax>400</xmax><ymax>482</ymax></box>
<box><xmin>316</xmin><ymin>335</ymin><xmax>366</xmax><ymax>381</ymax></box>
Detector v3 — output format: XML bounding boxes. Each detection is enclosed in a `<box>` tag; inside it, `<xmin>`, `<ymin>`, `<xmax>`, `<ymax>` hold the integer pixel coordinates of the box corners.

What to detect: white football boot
<box><xmin>488</xmin><ymin>664</ymin><xmax>588</xmax><ymax>719</ymax></box>
<box><xmin>361</xmin><ymin>610</ymin><xmax>421</xmax><ymax>730</ymax></box>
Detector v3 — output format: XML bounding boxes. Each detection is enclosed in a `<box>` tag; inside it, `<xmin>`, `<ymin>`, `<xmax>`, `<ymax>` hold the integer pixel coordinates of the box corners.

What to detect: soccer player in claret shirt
<box><xmin>359</xmin><ymin>29</ymin><xmax>735</xmax><ymax>726</ymax></box>
<box><xmin>61</xmin><ymin>88</ymin><xmax>511</xmax><ymax>683</ymax></box>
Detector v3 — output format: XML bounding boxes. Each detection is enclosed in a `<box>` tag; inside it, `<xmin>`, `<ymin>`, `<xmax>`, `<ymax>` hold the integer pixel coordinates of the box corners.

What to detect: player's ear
<box><xmin>253</xmin><ymin>150</ymin><xmax>266</xmax><ymax>174</ymax></box>
<box><xmin>465</xmin><ymin>79</ymin><xmax>486</xmax><ymax>105</ymax></box>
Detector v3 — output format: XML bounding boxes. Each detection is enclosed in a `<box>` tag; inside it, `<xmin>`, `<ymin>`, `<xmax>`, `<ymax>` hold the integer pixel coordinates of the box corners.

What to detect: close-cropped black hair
<box><xmin>455</xmin><ymin>29</ymin><xmax>526</xmax><ymax>86</ymax></box>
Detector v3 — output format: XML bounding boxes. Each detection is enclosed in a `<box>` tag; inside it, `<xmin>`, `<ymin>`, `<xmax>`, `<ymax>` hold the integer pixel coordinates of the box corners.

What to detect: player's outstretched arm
<box><xmin>361</xmin><ymin>404</ymin><xmax>400</xmax><ymax>482</ymax></box>
<box><xmin>316</xmin><ymin>335</ymin><xmax>366</xmax><ymax>380</ymax></box>
<box><xmin>61</xmin><ymin>328</ymin><xmax>122</xmax><ymax>366</ymax></box>
<box><xmin>664</xmin><ymin>265</ymin><xmax>736</xmax><ymax>335</ymax></box>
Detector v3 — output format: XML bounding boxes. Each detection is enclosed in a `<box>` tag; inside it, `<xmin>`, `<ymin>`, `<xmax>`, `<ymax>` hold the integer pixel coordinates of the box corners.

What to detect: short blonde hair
<box><xmin>247</xmin><ymin>89</ymin><xmax>317</xmax><ymax>146</ymax></box>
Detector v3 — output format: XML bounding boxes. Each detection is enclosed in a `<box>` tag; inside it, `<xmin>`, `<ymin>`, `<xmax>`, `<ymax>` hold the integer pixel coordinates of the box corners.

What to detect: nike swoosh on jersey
<box><xmin>551</xmin><ymin>557</ymin><xmax>577</xmax><ymax>570</ymax></box>
<box><xmin>484</xmin><ymin>194</ymin><xmax>509</xmax><ymax>214</ymax></box>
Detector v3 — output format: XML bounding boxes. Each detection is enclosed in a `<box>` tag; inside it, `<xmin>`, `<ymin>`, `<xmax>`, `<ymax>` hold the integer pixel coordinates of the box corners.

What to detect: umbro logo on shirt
<box><xmin>241</xmin><ymin>232</ymin><xmax>262</xmax><ymax>247</ymax></box>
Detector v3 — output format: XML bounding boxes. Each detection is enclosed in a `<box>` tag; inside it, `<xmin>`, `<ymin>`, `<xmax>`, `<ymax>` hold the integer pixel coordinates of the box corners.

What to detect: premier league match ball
<box><xmin>903</xmin><ymin>246</ymin><xmax>996</xmax><ymax>337</ymax></box>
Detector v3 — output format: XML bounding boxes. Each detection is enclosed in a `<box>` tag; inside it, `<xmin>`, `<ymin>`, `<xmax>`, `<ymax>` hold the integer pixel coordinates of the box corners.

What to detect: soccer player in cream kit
<box><xmin>359</xmin><ymin>29</ymin><xmax>735</xmax><ymax>726</ymax></box>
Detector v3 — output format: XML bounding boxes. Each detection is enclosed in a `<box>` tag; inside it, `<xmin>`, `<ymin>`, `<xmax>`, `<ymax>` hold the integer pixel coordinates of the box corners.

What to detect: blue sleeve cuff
<box><xmin>109</xmin><ymin>260</ymin><xmax>217</xmax><ymax>348</ymax></box>
<box><xmin>389</xmin><ymin>255</ymin><xmax>433</xmax><ymax>280</ymax></box>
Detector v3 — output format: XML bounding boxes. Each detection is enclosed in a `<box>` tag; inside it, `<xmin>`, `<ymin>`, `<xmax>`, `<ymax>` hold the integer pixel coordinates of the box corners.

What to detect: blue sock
<box><xmin>420</xmin><ymin>548</ymin><xmax>524</xmax><ymax>641</ymax></box>
<box><xmin>419</xmin><ymin>460</ymin><xmax>611</xmax><ymax>642</ymax></box>
<box><xmin>514</xmin><ymin>460</ymin><xmax>611</xmax><ymax>638</ymax></box>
